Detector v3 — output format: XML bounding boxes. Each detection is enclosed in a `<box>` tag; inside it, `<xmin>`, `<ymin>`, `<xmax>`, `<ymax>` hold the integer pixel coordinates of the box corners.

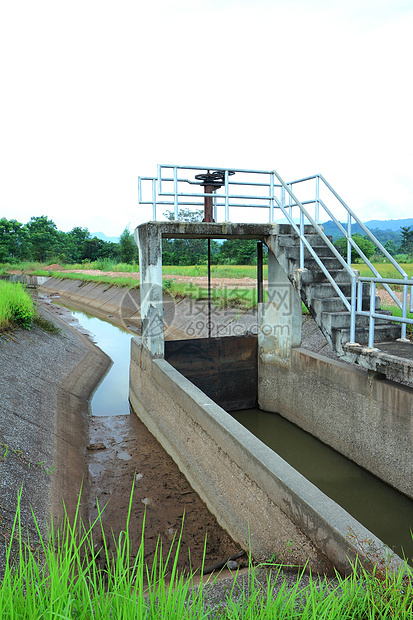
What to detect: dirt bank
<box><xmin>0</xmin><ymin>304</ymin><xmax>111</xmax><ymax>579</ymax></box>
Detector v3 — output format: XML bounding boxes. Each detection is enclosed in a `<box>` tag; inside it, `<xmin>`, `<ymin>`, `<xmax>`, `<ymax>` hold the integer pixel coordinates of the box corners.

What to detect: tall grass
<box><xmin>0</xmin><ymin>281</ymin><xmax>35</xmax><ymax>330</ymax></box>
<box><xmin>0</xmin><ymin>489</ymin><xmax>207</xmax><ymax>619</ymax></box>
<box><xmin>1</xmin><ymin>489</ymin><xmax>412</xmax><ymax>619</ymax></box>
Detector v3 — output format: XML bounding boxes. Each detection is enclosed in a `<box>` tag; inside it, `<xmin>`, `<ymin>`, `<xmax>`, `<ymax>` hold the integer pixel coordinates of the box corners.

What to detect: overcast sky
<box><xmin>1</xmin><ymin>0</ymin><xmax>412</xmax><ymax>237</ymax></box>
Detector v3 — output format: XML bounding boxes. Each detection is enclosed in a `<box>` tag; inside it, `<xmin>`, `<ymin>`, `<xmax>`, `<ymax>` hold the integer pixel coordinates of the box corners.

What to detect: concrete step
<box><xmin>321</xmin><ymin>311</ymin><xmax>397</xmax><ymax>332</ymax></box>
<box><xmin>311</xmin><ymin>296</ymin><xmax>382</xmax><ymax>314</ymax></box>
<box><xmin>334</xmin><ymin>324</ymin><xmax>402</xmax><ymax>348</ymax></box>
<box><xmin>304</xmin><ymin>281</ymin><xmax>352</xmax><ymax>298</ymax></box>
<box><xmin>302</xmin><ymin>257</ymin><xmax>346</xmax><ymax>272</ymax></box>
<box><xmin>276</xmin><ymin>224</ymin><xmax>317</xmax><ymax>235</ymax></box>
<box><xmin>297</xmin><ymin>268</ymin><xmax>352</xmax><ymax>285</ymax></box>
<box><xmin>283</xmin><ymin>245</ymin><xmax>338</xmax><ymax>261</ymax></box>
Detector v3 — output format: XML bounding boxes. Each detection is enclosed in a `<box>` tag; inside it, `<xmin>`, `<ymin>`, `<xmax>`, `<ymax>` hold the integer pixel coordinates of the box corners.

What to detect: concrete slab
<box><xmin>343</xmin><ymin>340</ymin><xmax>413</xmax><ymax>385</ymax></box>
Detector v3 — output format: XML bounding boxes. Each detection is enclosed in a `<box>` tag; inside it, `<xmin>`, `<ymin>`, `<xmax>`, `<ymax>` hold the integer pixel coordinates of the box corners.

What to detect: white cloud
<box><xmin>0</xmin><ymin>0</ymin><xmax>412</xmax><ymax>235</ymax></box>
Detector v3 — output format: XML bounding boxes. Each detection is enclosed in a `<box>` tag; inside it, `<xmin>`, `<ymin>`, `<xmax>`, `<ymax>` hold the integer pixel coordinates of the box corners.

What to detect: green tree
<box><xmin>66</xmin><ymin>227</ymin><xmax>91</xmax><ymax>262</ymax></box>
<box><xmin>0</xmin><ymin>218</ymin><xmax>30</xmax><ymax>261</ymax></box>
<box><xmin>119</xmin><ymin>227</ymin><xmax>137</xmax><ymax>263</ymax></box>
<box><xmin>26</xmin><ymin>216</ymin><xmax>60</xmax><ymax>262</ymax></box>
<box><xmin>400</xmin><ymin>226</ymin><xmax>413</xmax><ymax>255</ymax></box>
<box><xmin>334</xmin><ymin>234</ymin><xmax>376</xmax><ymax>263</ymax></box>
<box><xmin>218</xmin><ymin>239</ymin><xmax>259</xmax><ymax>265</ymax></box>
<box><xmin>384</xmin><ymin>239</ymin><xmax>398</xmax><ymax>257</ymax></box>
<box><xmin>81</xmin><ymin>237</ymin><xmax>120</xmax><ymax>261</ymax></box>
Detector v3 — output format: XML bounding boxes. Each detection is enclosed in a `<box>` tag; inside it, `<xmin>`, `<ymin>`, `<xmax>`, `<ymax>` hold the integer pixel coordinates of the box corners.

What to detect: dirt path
<box><xmin>87</xmin><ymin>415</ymin><xmax>243</xmax><ymax>577</ymax></box>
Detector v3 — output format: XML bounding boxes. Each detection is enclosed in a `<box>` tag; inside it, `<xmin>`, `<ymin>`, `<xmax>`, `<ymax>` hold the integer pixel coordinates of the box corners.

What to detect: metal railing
<box><xmin>138</xmin><ymin>165</ymin><xmax>411</xmax><ymax>344</ymax></box>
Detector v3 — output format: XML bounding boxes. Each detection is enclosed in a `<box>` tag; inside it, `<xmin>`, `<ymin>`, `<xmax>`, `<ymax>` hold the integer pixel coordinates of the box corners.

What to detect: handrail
<box><xmin>317</xmin><ymin>175</ymin><xmax>408</xmax><ymax>278</ymax></box>
<box><xmin>138</xmin><ymin>164</ymin><xmax>411</xmax><ymax>346</ymax></box>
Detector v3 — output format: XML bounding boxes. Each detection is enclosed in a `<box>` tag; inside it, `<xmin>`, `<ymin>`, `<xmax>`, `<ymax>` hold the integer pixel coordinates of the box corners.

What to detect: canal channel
<box><xmin>67</xmin><ymin>304</ymin><xmax>413</xmax><ymax>563</ymax></box>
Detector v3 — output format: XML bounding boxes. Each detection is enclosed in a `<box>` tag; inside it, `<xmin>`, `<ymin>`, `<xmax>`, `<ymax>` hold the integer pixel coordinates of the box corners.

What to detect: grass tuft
<box><xmin>0</xmin><ymin>281</ymin><xmax>35</xmax><ymax>330</ymax></box>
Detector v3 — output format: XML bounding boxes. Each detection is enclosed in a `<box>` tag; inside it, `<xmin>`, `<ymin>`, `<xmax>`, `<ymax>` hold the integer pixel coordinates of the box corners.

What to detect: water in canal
<box><xmin>232</xmin><ymin>408</ymin><xmax>413</xmax><ymax>563</ymax></box>
<box><xmin>69</xmin><ymin>308</ymin><xmax>133</xmax><ymax>416</ymax></box>
<box><xmin>63</xmin><ymin>305</ymin><xmax>413</xmax><ymax>563</ymax></box>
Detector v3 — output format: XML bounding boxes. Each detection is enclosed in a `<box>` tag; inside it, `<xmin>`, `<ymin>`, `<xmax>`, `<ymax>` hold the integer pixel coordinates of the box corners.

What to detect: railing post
<box><xmin>157</xmin><ymin>164</ymin><xmax>162</xmax><ymax>196</ymax></box>
<box><xmin>173</xmin><ymin>167</ymin><xmax>178</xmax><ymax>219</ymax></box>
<box><xmin>347</xmin><ymin>213</ymin><xmax>352</xmax><ymax>266</ymax></box>
<box><xmin>269</xmin><ymin>173</ymin><xmax>274</xmax><ymax>222</ymax></box>
<box><xmin>300</xmin><ymin>210</ymin><xmax>305</xmax><ymax>269</ymax></box>
<box><xmin>288</xmin><ymin>183</ymin><xmax>292</xmax><ymax>219</ymax></box>
<box><xmin>401</xmin><ymin>276</ymin><xmax>408</xmax><ymax>339</ymax></box>
<box><xmin>224</xmin><ymin>170</ymin><xmax>229</xmax><ymax>221</ymax></box>
<box><xmin>350</xmin><ymin>277</ymin><xmax>357</xmax><ymax>344</ymax></box>
<box><xmin>357</xmin><ymin>280</ymin><xmax>363</xmax><ymax>312</ymax></box>
<box><xmin>368</xmin><ymin>281</ymin><xmax>376</xmax><ymax>348</ymax></box>
<box><xmin>315</xmin><ymin>175</ymin><xmax>320</xmax><ymax>223</ymax></box>
<box><xmin>152</xmin><ymin>178</ymin><xmax>157</xmax><ymax>220</ymax></box>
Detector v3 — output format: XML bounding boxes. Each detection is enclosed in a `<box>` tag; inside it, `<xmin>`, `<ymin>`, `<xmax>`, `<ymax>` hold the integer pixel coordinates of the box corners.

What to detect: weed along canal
<box><xmin>61</xmin><ymin>303</ymin><xmax>413</xmax><ymax>567</ymax></box>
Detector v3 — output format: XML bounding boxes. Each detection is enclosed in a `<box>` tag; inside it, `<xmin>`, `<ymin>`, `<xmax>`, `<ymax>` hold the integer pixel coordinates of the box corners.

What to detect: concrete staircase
<box><xmin>273</xmin><ymin>227</ymin><xmax>401</xmax><ymax>356</ymax></box>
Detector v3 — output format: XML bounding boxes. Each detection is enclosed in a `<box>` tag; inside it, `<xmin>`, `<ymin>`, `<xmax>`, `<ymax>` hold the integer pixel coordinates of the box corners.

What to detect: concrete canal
<box><xmin>63</xmin><ymin>304</ymin><xmax>412</xmax><ymax>565</ymax></box>
<box><xmin>232</xmin><ymin>408</ymin><xmax>413</xmax><ymax>563</ymax></box>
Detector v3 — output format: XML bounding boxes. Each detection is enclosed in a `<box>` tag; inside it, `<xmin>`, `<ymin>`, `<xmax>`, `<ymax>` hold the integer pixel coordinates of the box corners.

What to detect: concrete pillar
<box><xmin>258</xmin><ymin>239</ymin><xmax>302</xmax><ymax>365</ymax></box>
<box><xmin>135</xmin><ymin>223</ymin><xmax>164</xmax><ymax>357</ymax></box>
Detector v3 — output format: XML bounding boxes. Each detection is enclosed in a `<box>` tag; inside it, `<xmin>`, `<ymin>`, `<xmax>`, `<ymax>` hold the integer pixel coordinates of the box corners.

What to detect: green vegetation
<box><xmin>0</xmin><ymin>217</ymin><xmax>126</xmax><ymax>264</ymax></box>
<box><xmin>1</xmin><ymin>491</ymin><xmax>412</xmax><ymax>619</ymax></box>
<box><xmin>32</xmin><ymin>313</ymin><xmax>62</xmax><ymax>335</ymax></box>
<box><xmin>34</xmin><ymin>270</ymin><xmax>141</xmax><ymax>289</ymax></box>
<box><xmin>382</xmin><ymin>305</ymin><xmax>413</xmax><ymax>338</ymax></box>
<box><xmin>164</xmin><ymin>280</ymin><xmax>268</xmax><ymax>311</ymax></box>
<box><xmin>162</xmin><ymin>264</ymin><xmax>269</xmax><ymax>279</ymax></box>
<box><xmin>0</xmin><ymin>280</ymin><xmax>61</xmax><ymax>334</ymax></box>
<box><xmin>334</xmin><ymin>234</ymin><xmax>376</xmax><ymax>263</ymax></box>
<box><xmin>0</xmin><ymin>281</ymin><xmax>35</xmax><ymax>330</ymax></box>
<box><xmin>354</xmin><ymin>262</ymin><xmax>413</xmax><ymax>279</ymax></box>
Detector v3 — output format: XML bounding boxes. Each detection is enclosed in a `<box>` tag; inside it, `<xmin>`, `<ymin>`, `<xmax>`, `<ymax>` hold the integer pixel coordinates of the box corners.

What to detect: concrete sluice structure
<box><xmin>129</xmin><ymin>221</ymin><xmax>412</xmax><ymax>574</ymax></box>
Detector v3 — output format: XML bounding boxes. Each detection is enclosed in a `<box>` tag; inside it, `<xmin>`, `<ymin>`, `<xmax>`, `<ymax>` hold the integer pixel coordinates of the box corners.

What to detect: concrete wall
<box><xmin>129</xmin><ymin>337</ymin><xmax>401</xmax><ymax>574</ymax></box>
<box><xmin>39</xmin><ymin>277</ymin><xmax>141</xmax><ymax>330</ymax></box>
<box><xmin>259</xmin><ymin>347</ymin><xmax>413</xmax><ymax>500</ymax></box>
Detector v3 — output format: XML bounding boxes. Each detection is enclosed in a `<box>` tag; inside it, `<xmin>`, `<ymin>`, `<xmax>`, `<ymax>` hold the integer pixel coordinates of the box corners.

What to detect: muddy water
<box><xmin>232</xmin><ymin>408</ymin><xmax>413</xmax><ymax>563</ymax></box>
<box><xmin>69</xmin><ymin>309</ymin><xmax>133</xmax><ymax>416</ymax></box>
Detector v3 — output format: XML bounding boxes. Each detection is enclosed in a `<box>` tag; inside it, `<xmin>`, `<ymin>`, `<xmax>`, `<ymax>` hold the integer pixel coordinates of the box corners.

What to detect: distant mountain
<box><xmin>322</xmin><ymin>218</ymin><xmax>413</xmax><ymax>244</ymax></box>
<box><xmin>91</xmin><ymin>231</ymin><xmax>120</xmax><ymax>244</ymax></box>
<box><xmin>363</xmin><ymin>218</ymin><xmax>413</xmax><ymax>232</ymax></box>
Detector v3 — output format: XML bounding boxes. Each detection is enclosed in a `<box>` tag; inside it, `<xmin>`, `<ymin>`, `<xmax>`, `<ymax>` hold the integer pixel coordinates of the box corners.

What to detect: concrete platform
<box><xmin>343</xmin><ymin>339</ymin><xmax>413</xmax><ymax>385</ymax></box>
